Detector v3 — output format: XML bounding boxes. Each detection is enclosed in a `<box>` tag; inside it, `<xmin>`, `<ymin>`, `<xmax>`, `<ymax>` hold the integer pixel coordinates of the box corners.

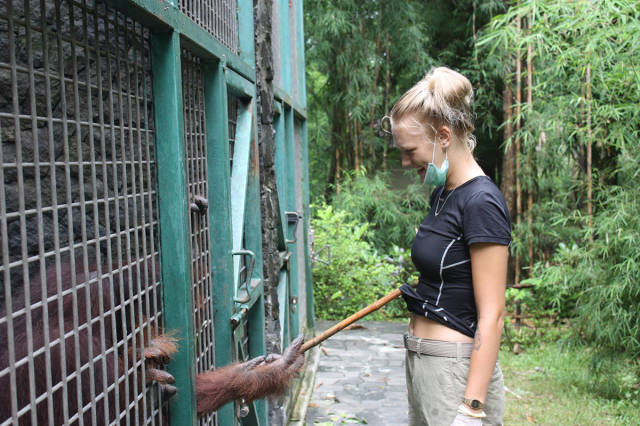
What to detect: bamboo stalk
<box><xmin>514</xmin><ymin>7</ymin><xmax>523</xmax><ymax>354</ymax></box>
<box><xmin>514</xmin><ymin>9</ymin><xmax>522</xmax><ymax>288</ymax></box>
<box><xmin>586</xmin><ymin>63</ymin><xmax>592</xmax><ymax>233</ymax></box>
<box><xmin>382</xmin><ymin>32</ymin><xmax>390</xmax><ymax>172</ymax></box>
<box><xmin>300</xmin><ymin>288</ymin><xmax>402</xmax><ymax>353</ymax></box>
<box><xmin>526</xmin><ymin>19</ymin><xmax>534</xmax><ymax>274</ymax></box>
<box><xmin>368</xmin><ymin>32</ymin><xmax>381</xmax><ymax>162</ymax></box>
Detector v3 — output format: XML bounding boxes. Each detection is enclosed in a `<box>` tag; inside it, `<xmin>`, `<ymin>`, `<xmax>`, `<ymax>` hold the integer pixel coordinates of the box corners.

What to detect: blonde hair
<box><xmin>390</xmin><ymin>67</ymin><xmax>476</xmax><ymax>152</ymax></box>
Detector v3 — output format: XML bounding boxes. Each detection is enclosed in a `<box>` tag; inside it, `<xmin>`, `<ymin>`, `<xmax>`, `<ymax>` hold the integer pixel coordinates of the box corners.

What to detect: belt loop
<box><xmin>456</xmin><ymin>342</ymin><xmax>461</xmax><ymax>361</ymax></box>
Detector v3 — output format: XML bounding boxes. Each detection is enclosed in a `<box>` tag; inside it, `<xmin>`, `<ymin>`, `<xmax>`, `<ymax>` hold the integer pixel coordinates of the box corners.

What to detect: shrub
<box><xmin>311</xmin><ymin>204</ymin><xmax>408</xmax><ymax>320</ymax></box>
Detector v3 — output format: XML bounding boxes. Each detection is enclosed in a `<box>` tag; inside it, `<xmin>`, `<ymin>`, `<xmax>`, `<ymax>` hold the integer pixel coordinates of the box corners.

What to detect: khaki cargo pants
<box><xmin>405</xmin><ymin>344</ymin><xmax>505</xmax><ymax>425</ymax></box>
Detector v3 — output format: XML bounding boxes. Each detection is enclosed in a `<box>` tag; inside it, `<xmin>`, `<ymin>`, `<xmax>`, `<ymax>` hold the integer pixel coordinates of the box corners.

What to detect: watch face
<box><xmin>471</xmin><ymin>400</ymin><xmax>480</xmax><ymax>409</ymax></box>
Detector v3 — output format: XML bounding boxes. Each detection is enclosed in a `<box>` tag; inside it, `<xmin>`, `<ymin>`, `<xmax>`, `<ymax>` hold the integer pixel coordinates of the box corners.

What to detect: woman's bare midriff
<box><xmin>409</xmin><ymin>314</ymin><xmax>474</xmax><ymax>343</ymax></box>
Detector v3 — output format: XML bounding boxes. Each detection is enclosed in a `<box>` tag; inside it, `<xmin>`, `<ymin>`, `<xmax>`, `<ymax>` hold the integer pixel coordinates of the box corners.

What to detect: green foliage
<box><xmin>330</xmin><ymin>169</ymin><xmax>430</xmax><ymax>251</ymax></box>
<box><xmin>527</xmin><ymin>186</ymin><xmax>640</xmax><ymax>356</ymax></box>
<box><xmin>305</xmin><ymin>0</ymin><xmax>433</xmax><ymax>197</ymax></box>
<box><xmin>479</xmin><ymin>0</ymin><xmax>640</xmax><ymax>357</ymax></box>
<box><xmin>311</xmin><ymin>204</ymin><xmax>407</xmax><ymax>320</ymax></box>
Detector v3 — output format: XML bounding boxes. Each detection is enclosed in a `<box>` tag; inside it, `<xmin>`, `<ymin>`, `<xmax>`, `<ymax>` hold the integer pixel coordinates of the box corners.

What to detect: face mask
<box><xmin>423</xmin><ymin>140</ymin><xmax>448</xmax><ymax>186</ymax></box>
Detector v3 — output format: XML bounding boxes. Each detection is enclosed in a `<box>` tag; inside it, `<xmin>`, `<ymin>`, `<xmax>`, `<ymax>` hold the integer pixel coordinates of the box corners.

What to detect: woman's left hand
<box><xmin>451</xmin><ymin>412</ymin><xmax>483</xmax><ymax>425</ymax></box>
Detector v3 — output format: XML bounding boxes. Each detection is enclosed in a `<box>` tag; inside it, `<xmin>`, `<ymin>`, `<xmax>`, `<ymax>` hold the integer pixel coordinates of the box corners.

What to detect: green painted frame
<box><xmin>151</xmin><ymin>30</ymin><xmax>198</xmax><ymax>425</ymax></box>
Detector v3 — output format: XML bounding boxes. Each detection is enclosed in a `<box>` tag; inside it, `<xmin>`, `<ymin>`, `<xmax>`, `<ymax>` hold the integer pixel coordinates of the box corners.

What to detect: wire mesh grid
<box><xmin>178</xmin><ymin>0</ymin><xmax>239</xmax><ymax>54</ymax></box>
<box><xmin>0</xmin><ymin>0</ymin><xmax>165</xmax><ymax>424</ymax></box>
<box><xmin>181</xmin><ymin>50</ymin><xmax>217</xmax><ymax>426</ymax></box>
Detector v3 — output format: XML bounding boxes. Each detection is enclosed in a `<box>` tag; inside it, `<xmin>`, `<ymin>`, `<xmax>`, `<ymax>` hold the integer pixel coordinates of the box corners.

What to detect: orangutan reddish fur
<box><xmin>0</xmin><ymin>261</ymin><xmax>304</xmax><ymax>424</ymax></box>
<box><xmin>195</xmin><ymin>336</ymin><xmax>304</xmax><ymax>414</ymax></box>
<box><xmin>0</xmin><ymin>260</ymin><xmax>178</xmax><ymax>425</ymax></box>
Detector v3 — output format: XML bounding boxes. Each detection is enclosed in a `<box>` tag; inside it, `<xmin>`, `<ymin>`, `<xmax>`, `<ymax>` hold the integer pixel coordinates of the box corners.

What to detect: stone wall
<box><xmin>253</xmin><ymin>0</ymin><xmax>288</xmax><ymax>423</ymax></box>
<box><xmin>0</xmin><ymin>1</ymin><xmax>157</xmax><ymax>299</ymax></box>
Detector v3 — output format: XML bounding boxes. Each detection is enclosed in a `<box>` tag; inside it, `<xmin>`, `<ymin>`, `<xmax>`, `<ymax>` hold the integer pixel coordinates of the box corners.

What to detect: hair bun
<box><xmin>390</xmin><ymin>66</ymin><xmax>476</xmax><ymax>152</ymax></box>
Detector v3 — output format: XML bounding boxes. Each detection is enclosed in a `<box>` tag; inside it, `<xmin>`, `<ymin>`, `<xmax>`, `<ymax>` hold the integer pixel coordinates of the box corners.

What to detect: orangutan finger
<box><xmin>161</xmin><ymin>384</ymin><xmax>178</xmax><ymax>400</ymax></box>
<box><xmin>264</xmin><ymin>353</ymin><xmax>281</xmax><ymax>364</ymax></box>
<box><xmin>283</xmin><ymin>335</ymin><xmax>304</xmax><ymax>365</ymax></box>
<box><xmin>244</xmin><ymin>355</ymin><xmax>266</xmax><ymax>370</ymax></box>
<box><xmin>147</xmin><ymin>368</ymin><xmax>176</xmax><ymax>384</ymax></box>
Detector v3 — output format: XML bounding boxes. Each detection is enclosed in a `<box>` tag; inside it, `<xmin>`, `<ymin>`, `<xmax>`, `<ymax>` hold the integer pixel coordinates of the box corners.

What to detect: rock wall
<box><xmin>253</xmin><ymin>0</ymin><xmax>288</xmax><ymax>423</ymax></box>
<box><xmin>0</xmin><ymin>1</ymin><xmax>157</xmax><ymax>300</ymax></box>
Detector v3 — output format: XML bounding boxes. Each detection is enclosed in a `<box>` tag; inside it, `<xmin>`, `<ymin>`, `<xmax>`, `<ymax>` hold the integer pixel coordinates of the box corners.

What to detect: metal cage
<box><xmin>0</xmin><ymin>0</ymin><xmax>164</xmax><ymax>424</ymax></box>
<box><xmin>178</xmin><ymin>0</ymin><xmax>239</xmax><ymax>54</ymax></box>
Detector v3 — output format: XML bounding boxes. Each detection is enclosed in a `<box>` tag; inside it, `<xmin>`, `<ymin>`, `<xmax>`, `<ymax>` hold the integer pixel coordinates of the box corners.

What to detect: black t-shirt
<box><xmin>400</xmin><ymin>175</ymin><xmax>511</xmax><ymax>337</ymax></box>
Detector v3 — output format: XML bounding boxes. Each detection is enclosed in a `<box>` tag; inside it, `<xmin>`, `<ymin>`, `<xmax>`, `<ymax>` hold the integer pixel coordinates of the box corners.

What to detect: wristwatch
<box><xmin>462</xmin><ymin>398</ymin><xmax>484</xmax><ymax>410</ymax></box>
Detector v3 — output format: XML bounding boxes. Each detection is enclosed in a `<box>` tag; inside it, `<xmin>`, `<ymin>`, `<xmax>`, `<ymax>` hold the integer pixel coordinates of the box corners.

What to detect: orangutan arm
<box><xmin>195</xmin><ymin>336</ymin><xmax>305</xmax><ymax>414</ymax></box>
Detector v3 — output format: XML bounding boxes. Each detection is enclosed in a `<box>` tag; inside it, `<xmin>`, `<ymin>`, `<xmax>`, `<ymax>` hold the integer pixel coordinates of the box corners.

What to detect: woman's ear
<box><xmin>437</xmin><ymin>125</ymin><xmax>452</xmax><ymax>148</ymax></box>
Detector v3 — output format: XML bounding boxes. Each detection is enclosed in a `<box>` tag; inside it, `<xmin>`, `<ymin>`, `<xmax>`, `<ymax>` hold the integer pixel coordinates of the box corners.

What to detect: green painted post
<box><xmin>296</xmin><ymin>0</ymin><xmax>312</xmax><ymax>329</ymax></box>
<box><xmin>295</xmin><ymin>0</ymin><xmax>307</xmax><ymax>109</ymax></box>
<box><xmin>279</xmin><ymin>0</ymin><xmax>292</xmax><ymax>93</ymax></box>
<box><xmin>273</xmin><ymin>106</ymin><xmax>293</xmax><ymax>348</ymax></box>
<box><xmin>150</xmin><ymin>30</ymin><xmax>197</xmax><ymax>425</ymax></box>
<box><xmin>244</xmin><ymin>100</ymin><xmax>268</xmax><ymax>425</ymax></box>
<box><xmin>300</xmin><ymin>119</ymin><xmax>314</xmax><ymax>329</ymax></box>
<box><xmin>237</xmin><ymin>0</ymin><xmax>256</xmax><ymax>68</ymax></box>
<box><xmin>203</xmin><ymin>60</ymin><xmax>236</xmax><ymax>424</ymax></box>
<box><xmin>284</xmin><ymin>107</ymin><xmax>300</xmax><ymax>339</ymax></box>
<box><xmin>273</xmin><ymin>107</ymin><xmax>288</xmax><ymax>249</ymax></box>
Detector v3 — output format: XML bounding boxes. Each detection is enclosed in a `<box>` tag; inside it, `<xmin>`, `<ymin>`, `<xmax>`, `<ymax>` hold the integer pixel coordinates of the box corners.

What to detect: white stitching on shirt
<box><xmin>442</xmin><ymin>259</ymin><xmax>471</xmax><ymax>270</ymax></box>
<box><xmin>436</xmin><ymin>236</ymin><xmax>458</xmax><ymax>305</ymax></box>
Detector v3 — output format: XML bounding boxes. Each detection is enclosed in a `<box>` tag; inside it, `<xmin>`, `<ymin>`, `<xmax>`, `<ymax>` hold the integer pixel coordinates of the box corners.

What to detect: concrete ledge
<box><xmin>287</xmin><ymin>343</ymin><xmax>321</xmax><ymax>425</ymax></box>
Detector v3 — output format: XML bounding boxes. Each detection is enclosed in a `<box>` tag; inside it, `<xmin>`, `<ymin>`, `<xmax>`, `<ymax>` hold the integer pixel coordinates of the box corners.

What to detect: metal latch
<box><xmin>285</xmin><ymin>211</ymin><xmax>302</xmax><ymax>244</ymax></box>
<box><xmin>279</xmin><ymin>250</ymin><xmax>292</xmax><ymax>271</ymax></box>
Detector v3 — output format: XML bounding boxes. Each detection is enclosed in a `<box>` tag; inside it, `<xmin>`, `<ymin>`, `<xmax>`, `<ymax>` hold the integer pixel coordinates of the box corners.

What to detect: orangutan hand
<box><xmin>195</xmin><ymin>335</ymin><xmax>306</xmax><ymax>415</ymax></box>
<box><xmin>143</xmin><ymin>334</ymin><xmax>179</xmax><ymax>400</ymax></box>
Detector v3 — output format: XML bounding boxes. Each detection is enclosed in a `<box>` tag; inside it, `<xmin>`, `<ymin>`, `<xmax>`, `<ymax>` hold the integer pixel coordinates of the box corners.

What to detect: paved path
<box><xmin>305</xmin><ymin>321</ymin><xmax>409</xmax><ymax>425</ymax></box>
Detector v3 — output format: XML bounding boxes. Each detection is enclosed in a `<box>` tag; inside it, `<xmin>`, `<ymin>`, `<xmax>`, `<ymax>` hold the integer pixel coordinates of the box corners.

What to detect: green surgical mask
<box><xmin>423</xmin><ymin>141</ymin><xmax>448</xmax><ymax>186</ymax></box>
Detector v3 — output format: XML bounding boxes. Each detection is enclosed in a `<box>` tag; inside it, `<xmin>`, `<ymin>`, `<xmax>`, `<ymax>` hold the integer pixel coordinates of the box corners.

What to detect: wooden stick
<box><xmin>300</xmin><ymin>288</ymin><xmax>402</xmax><ymax>353</ymax></box>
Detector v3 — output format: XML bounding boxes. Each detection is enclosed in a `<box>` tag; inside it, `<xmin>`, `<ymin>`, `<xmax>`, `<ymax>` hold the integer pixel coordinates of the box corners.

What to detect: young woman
<box><xmin>384</xmin><ymin>67</ymin><xmax>511</xmax><ymax>425</ymax></box>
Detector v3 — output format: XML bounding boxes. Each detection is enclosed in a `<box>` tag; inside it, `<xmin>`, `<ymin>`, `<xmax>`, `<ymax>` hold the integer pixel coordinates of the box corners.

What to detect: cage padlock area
<box><xmin>232</xmin><ymin>249</ymin><xmax>256</xmax><ymax>303</ymax></box>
